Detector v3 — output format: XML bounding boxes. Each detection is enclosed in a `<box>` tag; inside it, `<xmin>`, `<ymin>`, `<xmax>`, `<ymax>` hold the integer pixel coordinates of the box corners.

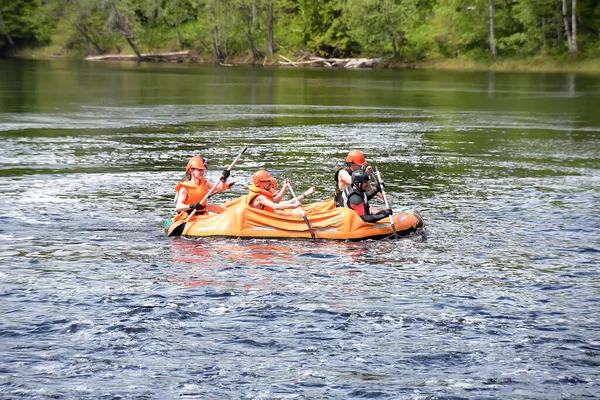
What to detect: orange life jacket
<box><xmin>247</xmin><ymin>184</ymin><xmax>275</xmax><ymax>213</ymax></box>
<box><xmin>175</xmin><ymin>179</ymin><xmax>209</xmax><ymax>206</ymax></box>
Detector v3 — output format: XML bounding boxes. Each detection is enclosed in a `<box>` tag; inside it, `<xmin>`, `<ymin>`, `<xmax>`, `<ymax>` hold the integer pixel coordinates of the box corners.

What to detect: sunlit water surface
<box><xmin>1</xmin><ymin>60</ymin><xmax>599</xmax><ymax>399</ymax></box>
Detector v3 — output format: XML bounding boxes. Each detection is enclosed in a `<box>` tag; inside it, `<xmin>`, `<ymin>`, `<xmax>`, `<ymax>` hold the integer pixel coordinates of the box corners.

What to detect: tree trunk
<box><xmin>555</xmin><ymin>1</ymin><xmax>565</xmax><ymax>50</ymax></box>
<box><xmin>571</xmin><ymin>0</ymin><xmax>577</xmax><ymax>53</ymax></box>
<box><xmin>246</xmin><ymin>30</ymin><xmax>264</xmax><ymax>61</ymax></box>
<box><xmin>489</xmin><ymin>0</ymin><xmax>497</xmax><ymax>56</ymax></box>
<box><xmin>562</xmin><ymin>0</ymin><xmax>573</xmax><ymax>51</ymax></box>
<box><xmin>174</xmin><ymin>0</ymin><xmax>182</xmax><ymax>50</ymax></box>
<box><xmin>211</xmin><ymin>27</ymin><xmax>226</xmax><ymax>62</ymax></box>
<box><xmin>267</xmin><ymin>0</ymin><xmax>274</xmax><ymax>56</ymax></box>
<box><xmin>0</xmin><ymin>8</ymin><xmax>14</xmax><ymax>46</ymax></box>
<box><xmin>75</xmin><ymin>24</ymin><xmax>105</xmax><ymax>55</ymax></box>
<box><xmin>386</xmin><ymin>31</ymin><xmax>398</xmax><ymax>58</ymax></box>
<box><xmin>241</xmin><ymin>3</ymin><xmax>264</xmax><ymax>62</ymax></box>
<box><xmin>252</xmin><ymin>0</ymin><xmax>258</xmax><ymax>28</ymax></box>
<box><xmin>541</xmin><ymin>16</ymin><xmax>547</xmax><ymax>52</ymax></box>
<box><xmin>207</xmin><ymin>1</ymin><xmax>226</xmax><ymax>62</ymax></box>
<box><xmin>111</xmin><ymin>0</ymin><xmax>148</xmax><ymax>61</ymax></box>
<box><xmin>125</xmin><ymin>37</ymin><xmax>146</xmax><ymax>61</ymax></box>
<box><xmin>385</xmin><ymin>15</ymin><xmax>398</xmax><ymax>58</ymax></box>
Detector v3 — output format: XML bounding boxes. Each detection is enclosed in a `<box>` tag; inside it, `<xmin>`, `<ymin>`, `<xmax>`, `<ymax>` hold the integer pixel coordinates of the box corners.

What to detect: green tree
<box><xmin>159</xmin><ymin>0</ymin><xmax>201</xmax><ymax>49</ymax></box>
<box><xmin>238</xmin><ymin>0</ymin><xmax>266</xmax><ymax>61</ymax></box>
<box><xmin>431</xmin><ymin>0</ymin><xmax>512</xmax><ymax>57</ymax></box>
<box><xmin>109</xmin><ymin>0</ymin><xmax>147</xmax><ymax>60</ymax></box>
<box><xmin>508</xmin><ymin>0</ymin><xmax>559</xmax><ymax>55</ymax></box>
<box><xmin>54</xmin><ymin>0</ymin><xmax>114</xmax><ymax>55</ymax></box>
<box><xmin>0</xmin><ymin>3</ymin><xmax>14</xmax><ymax>46</ymax></box>
<box><xmin>276</xmin><ymin>0</ymin><xmax>357</xmax><ymax>57</ymax></box>
<box><xmin>344</xmin><ymin>0</ymin><xmax>419</xmax><ymax>58</ymax></box>
<box><xmin>0</xmin><ymin>0</ymin><xmax>55</xmax><ymax>50</ymax></box>
<box><xmin>2</xmin><ymin>0</ymin><xmax>600</xmax><ymax>62</ymax></box>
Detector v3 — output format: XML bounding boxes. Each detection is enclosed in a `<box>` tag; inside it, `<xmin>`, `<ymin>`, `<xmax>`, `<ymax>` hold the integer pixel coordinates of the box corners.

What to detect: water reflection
<box><xmin>166</xmin><ymin>234</ymin><xmax>430</xmax><ymax>296</ymax></box>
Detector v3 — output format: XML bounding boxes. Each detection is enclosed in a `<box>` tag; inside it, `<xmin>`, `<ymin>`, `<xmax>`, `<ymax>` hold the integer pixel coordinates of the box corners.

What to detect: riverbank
<box><xmin>7</xmin><ymin>46</ymin><xmax>600</xmax><ymax>74</ymax></box>
<box><xmin>391</xmin><ymin>57</ymin><xmax>600</xmax><ymax>74</ymax></box>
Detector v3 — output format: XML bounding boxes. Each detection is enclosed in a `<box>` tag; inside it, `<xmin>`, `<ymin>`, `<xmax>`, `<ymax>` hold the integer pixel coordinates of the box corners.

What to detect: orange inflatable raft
<box><xmin>165</xmin><ymin>196</ymin><xmax>424</xmax><ymax>240</ymax></box>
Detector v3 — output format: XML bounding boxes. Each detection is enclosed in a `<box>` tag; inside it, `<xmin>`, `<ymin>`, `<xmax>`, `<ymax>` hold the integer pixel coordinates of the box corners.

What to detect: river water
<box><xmin>1</xmin><ymin>59</ymin><xmax>599</xmax><ymax>399</ymax></box>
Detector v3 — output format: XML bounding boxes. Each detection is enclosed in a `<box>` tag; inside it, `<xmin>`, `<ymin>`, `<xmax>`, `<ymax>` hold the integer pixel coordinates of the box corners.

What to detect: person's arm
<box><xmin>361</xmin><ymin>166</ymin><xmax>385</xmax><ymax>200</ymax></box>
<box><xmin>175</xmin><ymin>187</ymin><xmax>191</xmax><ymax>213</ymax></box>
<box><xmin>366</xmin><ymin>181</ymin><xmax>387</xmax><ymax>201</ymax></box>
<box><xmin>256</xmin><ymin>195</ymin><xmax>299</xmax><ymax>211</ymax></box>
<box><xmin>207</xmin><ymin>179</ymin><xmax>234</xmax><ymax>193</ymax></box>
<box><xmin>365</xmin><ymin>188</ymin><xmax>378</xmax><ymax>201</ymax></box>
<box><xmin>362</xmin><ymin>208</ymin><xmax>393</xmax><ymax>223</ymax></box>
<box><xmin>368</xmin><ymin>178</ymin><xmax>385</xmax><ymax>201</ymax></box>
<box><xmin>304</xmin><ymin>186</ymin><xmax>317</xmax><ymax>198</ymax></box>
<box><xmin>370</xmin><ymin>181</ymin><xmax>385</xmax><ymax>201</ymax></box>
<box><xmin>290</xmin><ymin>186</ymin><xmax>316</xmax><ymax>203</ymax></box>
<box><xmin>338</xmin><ymin>169</ymin><xmax>352</xmax><ymax>190</ymax></box>
<box><xmin>347</xmin><ymin>193</ymin><xmax>391</xmax><ymax>223</ymax></box>
<box><xmin>176</xmin><ymin>187</ymin><xmax>207</xmax><ymax>213</ymax></box>
<box><xmin>272</xmin><ymin>179</ymin><xmax>290</xmax><ymax>203</ymax></box>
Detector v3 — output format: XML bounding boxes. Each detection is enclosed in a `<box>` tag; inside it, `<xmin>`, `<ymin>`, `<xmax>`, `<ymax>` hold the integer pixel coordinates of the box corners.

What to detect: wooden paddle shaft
<box><xmin>288</xmin><ymin>183</ymin><xmax>316</xmax><ymax>240</ymax></box>
<box><xmin>375</xmin><ymin>166</ymin><xmax>398</xmax><ymax>239</ymax></box>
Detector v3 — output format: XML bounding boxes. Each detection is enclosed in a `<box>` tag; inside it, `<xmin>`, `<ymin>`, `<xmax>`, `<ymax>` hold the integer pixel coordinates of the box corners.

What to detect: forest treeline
<box><xmin>0</xmin><ymin>0</ymin><xmax>599</xmax><ymax>64</ymax></box>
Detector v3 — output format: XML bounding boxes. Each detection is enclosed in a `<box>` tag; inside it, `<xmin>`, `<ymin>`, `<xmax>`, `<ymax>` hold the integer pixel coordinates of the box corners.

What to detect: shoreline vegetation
<box><xmin>9</xmin><ymin>47</ymin><xmax>600</xmax><ymax>74</ymax></box>
<box><xmin>2</xmin><ymin>0</ymin><xmax>598</xmax><ymax>75</ymax></box>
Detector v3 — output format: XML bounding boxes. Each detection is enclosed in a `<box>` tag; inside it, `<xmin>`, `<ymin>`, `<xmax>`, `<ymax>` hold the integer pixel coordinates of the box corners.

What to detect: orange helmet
<box><xmin>186</xmin><ymin>156</ymin><xmax>207</xmax><ymax>172</ymax></box>
<box><xmin>253</xmin><ymin>170</ymin><xmax>273</xmax><ymax>186</ymax></box>
<box><xmin>346</xmin><ymin>150</ymin><xmax>367</xmax><ymax>166</ymax></box>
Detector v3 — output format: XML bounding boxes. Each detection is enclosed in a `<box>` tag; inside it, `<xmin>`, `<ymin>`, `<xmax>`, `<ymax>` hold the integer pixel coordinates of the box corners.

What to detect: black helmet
<box><xmin>351</xmin><ymin>170</ymin><xmax>370</xmax><ymax>187</ymax></box>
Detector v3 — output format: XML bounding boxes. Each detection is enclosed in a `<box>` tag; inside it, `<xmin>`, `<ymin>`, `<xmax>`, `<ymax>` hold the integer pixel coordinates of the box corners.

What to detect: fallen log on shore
<box><xmin>86</xmin><ymin>51</ymin><xmax>190</xmax><ymax>62</ymax></box>
<box><xmin>279</xmin><ymin>55</ymin><xmax>381</xmax><ymax>69</ymax></box>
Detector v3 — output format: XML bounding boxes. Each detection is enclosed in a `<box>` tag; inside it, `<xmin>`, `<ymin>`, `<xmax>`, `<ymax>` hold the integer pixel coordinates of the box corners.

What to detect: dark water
<box><xmin>1</xmin><ymin>59</ymin><xmax>599</xmax><ymax>399</ymax></box>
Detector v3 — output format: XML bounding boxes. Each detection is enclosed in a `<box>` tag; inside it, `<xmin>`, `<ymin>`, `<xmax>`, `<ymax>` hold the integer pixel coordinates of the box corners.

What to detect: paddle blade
<box><xmin>165</xmin><ymin>219</ymin><xmax>185</xmax><ymax>237</ymax></box>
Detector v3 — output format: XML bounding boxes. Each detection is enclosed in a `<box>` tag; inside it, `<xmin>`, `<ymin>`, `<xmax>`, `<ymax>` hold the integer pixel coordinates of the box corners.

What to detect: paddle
<box><xmin>375</xmin><ymin>166</ymin><xmax>398</xmax><ymax>239</ymax></box>
<box><xmin>167</xmin><ymin>146</ymin><xmax>247</xmax><ymax>237</ymax></box>
<box><xmin>287</xmin><ymin>183</ymin><xmax>316</xmax><ymax>240</ymax></box>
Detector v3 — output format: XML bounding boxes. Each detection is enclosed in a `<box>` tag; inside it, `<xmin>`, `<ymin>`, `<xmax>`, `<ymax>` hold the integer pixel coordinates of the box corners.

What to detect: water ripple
<box><xmin>1</xmin><ymin>65</ymin><xmax>599</xmax><ymax>399</ymax></box>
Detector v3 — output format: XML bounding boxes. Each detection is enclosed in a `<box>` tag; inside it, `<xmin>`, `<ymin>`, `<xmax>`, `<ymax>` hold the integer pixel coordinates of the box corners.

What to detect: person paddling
<box><xmin>247</xmin><ymin>170</ymin><xmax>315</xmax><ymax>214</ymax></box>
<box><xmin>334</xmin><ymin>150</ymin><xmax>382</xmax><ymax>207</ymax></box>
<box><xmin>175</xmin><ymin>156</ymin><xmax>234</xmax><ymax>215</ymax></box>
<box><xmin>343</xmin><ymin>170</ymin><xmax>392</xmax><ymax>223</ymax></box>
